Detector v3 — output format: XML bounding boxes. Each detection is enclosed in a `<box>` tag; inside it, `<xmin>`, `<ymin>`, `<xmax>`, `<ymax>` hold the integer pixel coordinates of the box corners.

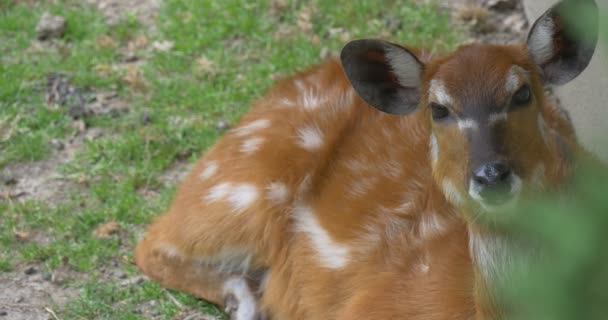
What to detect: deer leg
<box><xmin>135</xmin><ymin>216</ymin><xmax>269</xmax><ymax>319</ymax></box>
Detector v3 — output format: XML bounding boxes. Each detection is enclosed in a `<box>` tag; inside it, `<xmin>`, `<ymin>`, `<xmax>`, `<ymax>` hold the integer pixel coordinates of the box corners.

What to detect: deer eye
<box><xmin>512</xmin><ymin>85</ymin><xmax>532</xmax><ymax>106</ymax></box>
<box><xmin>429</xmin><ymin>103</ymin><xmax>450</xmax><ymax>120</ymax></box>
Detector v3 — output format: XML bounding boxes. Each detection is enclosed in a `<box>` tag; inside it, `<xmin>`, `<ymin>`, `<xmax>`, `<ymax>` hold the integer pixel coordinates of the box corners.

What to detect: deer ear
<box><xmin>526</xmin><ymin>0</ymin><xmax>599</xmax><ymax>86</ymax></box>
<box><xmin>340</xmin><ymin>39</ymin><xmax>424</xmax><ymax>115</ymax></box>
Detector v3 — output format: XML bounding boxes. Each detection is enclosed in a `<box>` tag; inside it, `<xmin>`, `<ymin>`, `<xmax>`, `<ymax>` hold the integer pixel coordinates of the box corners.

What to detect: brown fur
<box><xmin>135</xmin><ymin>42</ymin><xmax>587</xmax><ymax>319</ymax></box>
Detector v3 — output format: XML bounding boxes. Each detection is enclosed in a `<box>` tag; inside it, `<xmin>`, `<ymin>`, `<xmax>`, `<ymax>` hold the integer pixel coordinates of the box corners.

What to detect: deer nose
<box><xmin>472</xmin><ymin>161</ymin><xmax>512</xmax><ymax>199</ymax></box>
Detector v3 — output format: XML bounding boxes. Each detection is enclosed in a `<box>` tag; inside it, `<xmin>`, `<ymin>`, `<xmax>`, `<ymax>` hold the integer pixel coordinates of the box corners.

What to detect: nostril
<box><xmin>473</xmin><ymin>162</ymin><xmax>512</xmax><ymax>187</ymax></box>
<box><xmin>490</xmin><ymin>162</ymin><xmax>511</xmax><ymax>183</ymax></box>
<box><xmin>498</xmin><ymin>166</ymin><xmax>512</xmax><ymax>182</ymax></box>
<box><xmin>473</xmin><ymin>173</ymin><xmax>488</xmax><ymax>186</ymax></box>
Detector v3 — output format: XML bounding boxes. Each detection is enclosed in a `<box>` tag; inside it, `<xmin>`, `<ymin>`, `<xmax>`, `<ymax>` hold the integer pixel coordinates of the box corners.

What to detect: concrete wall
<box><xmin>523</xmin><ymin>0</ymin><xmax>608</xmax><ymax>162</ymax></box>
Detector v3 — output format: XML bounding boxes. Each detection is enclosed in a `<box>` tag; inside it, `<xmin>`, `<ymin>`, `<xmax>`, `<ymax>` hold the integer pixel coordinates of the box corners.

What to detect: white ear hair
<box><xmin>384</xmin><ymin>44</ymin><xmax>422</xmax><ymax>87</ymax></box>
<box><xmin>528</xmin><ymin>16</ymin><xmax>555</xmax><ymax>65</ymax></box>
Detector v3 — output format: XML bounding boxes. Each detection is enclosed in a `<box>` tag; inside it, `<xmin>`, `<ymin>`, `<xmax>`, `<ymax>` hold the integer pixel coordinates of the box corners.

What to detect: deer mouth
<box><xmin>468</xmin><ymin>174</ymin><xmax>523</xmax><ymax>212</ymax></box>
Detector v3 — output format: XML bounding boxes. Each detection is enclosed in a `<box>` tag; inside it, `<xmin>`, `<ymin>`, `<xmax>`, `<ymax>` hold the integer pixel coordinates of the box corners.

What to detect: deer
<box><xmin>134</xmin><ymin>1</ymin><xmax>600</xmax><ymax>319</ymax></box>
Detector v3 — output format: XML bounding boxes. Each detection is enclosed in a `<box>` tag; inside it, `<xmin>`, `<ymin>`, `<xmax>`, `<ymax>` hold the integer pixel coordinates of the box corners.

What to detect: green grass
<box><xmin>0</xmin><ymin>0</ymin><xmax>461</xmax><ymax>318</ymax></box>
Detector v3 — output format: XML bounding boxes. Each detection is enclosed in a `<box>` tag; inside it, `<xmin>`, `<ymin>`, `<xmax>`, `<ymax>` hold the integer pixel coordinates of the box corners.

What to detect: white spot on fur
<box><xmin>240</xmin><ymin>137</ymin><xmax>265</xmax><ymax>154</ymax></box>
<box><xmin>236</xmin><ymin>119</ymin><xmax>271</xmax><ymax>137</ymax></box>
<box><xmin>223</xmin><ymin>277</ymin><xmax>258</xmax><ymax>320</ymax></box>
<box><xmin>418</xmin><ymin>263</ymin><xmax>430</xmax><ymax>273</ymax></box>
<box><xmin>200</xmin><ymin>161</ymin><xmax>219</xmax><ymax>180</ymax></box>
<box><xmin>266</xmin><ymin>182</ymin><xmax>290</xmax><ymax>203</ymax></box>
<box><xmin>528</xmin><ymin>17</ymin><xmax>555</xmax><ymax>64</ymax></box>
<box><xmin>206</xmin><ymin>182</ymin><xmax>233</xmax><ymax>202</ymax></box>
<box><xmin>384</xmin><ymin>44</ymin><xmax>421</xmax><ymax>87</ymax></box>
<box><xmin>296</xmin><ymin>125</ymin><xmax>324</xmax><ymax>150</ymax></box>
<box><xmin>457</xmin><ymin>119</ymin><xmax>479</xmax><ymax>131</ymax></box>
<box><xmin>294</xmin><ymin>205</ymin><xmax>350</xmax><ymax>269</ymax></box>
<box><xmin>488</xmin><ymin>112</ymin><xmax>508</xmax><ymax>125</ymax></box>
<box><xmin>158</xmin><ymin>242</ymin><xmax>182</xmax><ymax>259</ymax></box>
<box><xmin>429</xmin><ymin>79</ymin><xmax>453</xmax><ymax>106</ymax></box>
<box><xmin>228</xmin><ymin>184</ymin><xmax>258</xmax><ymax>212</ymax></box>
<box><xmin>301</xmin><ymin>89</ymin><xmax>326</xmax><ymax>110</ymax></box>
<box><xmin>205</xmin><ymin>183</ymin><xmax>258</xmax><ymax>212</ymax></box>
<box><xmin>442</xmin><ymin>180</ymin><xmax>464</xmax><ymax>206</ymax></box>
<box><xmin>430</xmin><ymin>133</ymin><xmax>438</xmax><ymax>165</ymax></box>
<box><xmin>280</xmin><ymin>98</ymin><xmax>295</xmax><ymax>107</ymax></box>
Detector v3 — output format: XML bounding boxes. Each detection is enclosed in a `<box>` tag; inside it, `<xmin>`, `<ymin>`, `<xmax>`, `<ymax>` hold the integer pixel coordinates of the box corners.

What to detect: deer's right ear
<box><xmin>341</xmin><ymin>39</ymin><xmax>424</xmax><ymax>115</ymax></box>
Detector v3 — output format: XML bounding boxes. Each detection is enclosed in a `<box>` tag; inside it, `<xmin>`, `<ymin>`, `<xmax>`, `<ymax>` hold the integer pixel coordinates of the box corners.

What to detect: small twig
<box><xmin>0</xmin><ymin>303</ymin><xmax>41</xmax><ymax>309</ymax></box>
<box><xmin>165</xmin><ymin>290</ymin><xmax>184</xmax><ymax>309</ymax></box>
<box><xmin>45</xmin><ymin>307</ymin><xmax>60</xmax><ymax>320</ymax></box>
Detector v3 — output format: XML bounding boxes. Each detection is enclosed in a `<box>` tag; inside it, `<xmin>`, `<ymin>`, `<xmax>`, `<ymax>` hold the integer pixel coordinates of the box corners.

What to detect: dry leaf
<box><xmin>152</xmin><ymin>40</ymin><xmax>174</xmax><ymax>52</ymax></box>
<box><xmin>296</xmin><ymin>6</ymin><xmax>315</xmax><ymax>34</ymax></box>
<box><xmin>128</xmin><ymin>35</ymin><xmax>149</xmax><ymax>51</ymax></box>
<box><xmin>14</xmin><ymin>229</ymin><xmax>31</xmax><ymax>242</ymax></box>
<box><xmin>123</xmin><ymin>64</ymin><xmax>147</xmax><ymax>91</ymax></box>
<box><xmin>196</xmin><ymin>56</ymin><xmax>217</xmax><ymax>75</ymax></box>
<box><xmin>93</xmin><ymin>221</ymin><xmax>121</xmax><ymax>239</ymax></box>
<box><xmin>96</xmin><ymin>35</ymin><xmax>117</xmax><ymax>48</ymax></box>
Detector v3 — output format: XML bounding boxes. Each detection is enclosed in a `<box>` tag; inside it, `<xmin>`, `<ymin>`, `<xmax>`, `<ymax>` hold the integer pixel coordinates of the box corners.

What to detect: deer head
<box><xmin>341</xmin><ymin>0</ymin><xmax>599</xmax><ymax>217</ymax></box>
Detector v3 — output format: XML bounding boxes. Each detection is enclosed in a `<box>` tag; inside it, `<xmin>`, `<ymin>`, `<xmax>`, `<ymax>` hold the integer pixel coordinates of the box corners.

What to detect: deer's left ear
<box><xmin>341</xmin><ymin>39</ymin><xmax>424</xmax><ymax>115</ymax></box>
<box><xmin>527</xmin><ymin>0</ymin><xmax>599</xmax><ymax>85</ymax></box>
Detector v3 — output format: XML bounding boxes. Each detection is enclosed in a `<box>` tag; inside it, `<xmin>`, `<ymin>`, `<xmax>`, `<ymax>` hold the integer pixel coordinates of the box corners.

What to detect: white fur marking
<box><xmin>296</xmin><ymin>125</ymin><xmax>324</xmax><ymax>150</ymax></box>
<box><xmin>469</xmin><ymin>230</ymin><xmax>513</xmax><ymax>282</ymax></box>
<box><xmin>240</xmin><ymin>136</ymin><xmax>265</xmax><ymax>154</ymax></box>
<box><xmin>302</xmin><ymin>89</ymin><xmax>326</xmax><ymax>110</ymax></box>
<box><xmin>528</xmin><ymin>17</ymin><xmax>555</xmax><ymax>64</ymax></box>
<box><xmin>223</xmin><ymin>277</ymin><xmax>258</xmax><ymax>320</ymax></box>
<box><xmin>384</xmin><ymin>44</ymin><xmax>421</xmax><ymax>87</ymax></box>
<box><xmin>228</xmin><ymin>184</ymin><xmax>258</xmax><ymax>212</ymax></box>
<box><xmin>442</xmin><ymin>180</ymin><xmax>464</xmax><ymax>206</ymax></box>
<box><xmin>206</xmin><ymin>182</ymin><xmax>233</xmax><ymax>202</ymax></box>
<box><xmin>505</xmin><ymin>67</ymin><xmax>522</xmax><ymax>94</ymax></box>
<box><xmin>200</xmin><ymin>161</ymin><xmax>219</xmax><ymax>180</ymax></box>
<box><xmin>294</xmin><ymin>205</ymin><xmax>350</xmax><ymax>269</ymax></box>
<box><xmin>266</xmin><ymin>182</ymin><xmax>290</xmax><ymax>203</ymax></box>
<box><xmin>488</xmin><ymin>112</ymin><xmax>508</xmax><ymax>125</ymax></box>
<box><xmin>430</xmin><ymin>133</ymin><xmax>439</xmax><ymax>165</ymax></box>
<box><xmin>236</xmin><ymin>119</ymin><xmax>271</xmax><ymax>137</ymax></box>
<box><xmin>429</xmin><ymin>79</ymin><xmax>453</xmax><ymax>106</ymax></box>
<box><xmin>158</xmin><ymin>242</ymin><xmax>182</xmax><ymax>259</ymax></box>
<box><xmin>457</xmin><ymin>119</ymin><xmax>479</xmax><ymax>131</ymax></box>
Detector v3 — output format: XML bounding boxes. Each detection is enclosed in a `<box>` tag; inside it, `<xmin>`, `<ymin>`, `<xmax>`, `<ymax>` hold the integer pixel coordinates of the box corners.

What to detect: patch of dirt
<box><xmin>0</xmin><ymin>265</ymin><xmax>80</xmax><ymax>320</ymax></box>
<box><xmin>444</xmin><ymin>0</ymin><xmax>528</xmax><ymax>44</ymax></box>
<box><xmin>0</xmin><ymin>147</ymin><xmax>78</xmax><ymax>204</ymax></box>
<box><xmin>85</xmin><ymin>0</ymin><xmax>162</xmax><ymax>26</ymax></box>
<box><xmin>159</xmin><ymin>160</ymin><xmax>194</xmax><ymax>187</ymax></box>
<box><xmin>0</xmin><ymin>74</ymin><xmax>131</xmax><ymax>205</ymax></box>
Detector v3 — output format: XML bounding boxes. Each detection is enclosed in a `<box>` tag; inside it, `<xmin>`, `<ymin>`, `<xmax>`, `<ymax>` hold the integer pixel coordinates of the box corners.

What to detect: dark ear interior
<box><xmin>340</xmin><ymin>39</ymin><xmax>424</xmax><ymax>115</ymax></box>
<box><xmin>526</xmin><ymin>0</ymin><xmax>599</xmax><ymax>85</ymax></box>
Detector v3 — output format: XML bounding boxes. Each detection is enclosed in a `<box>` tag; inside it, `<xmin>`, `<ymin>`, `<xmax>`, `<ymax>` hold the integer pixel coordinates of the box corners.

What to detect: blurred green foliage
<box><xmin>496</xmin><ymin>160</ymin><xmax>608</xmax><ymax>320</ymax></box>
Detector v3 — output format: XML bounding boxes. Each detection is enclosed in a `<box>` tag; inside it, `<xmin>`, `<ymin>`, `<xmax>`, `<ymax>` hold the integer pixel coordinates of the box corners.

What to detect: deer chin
<box><xmin>468</xmin><ymin>174</ymin><xmax>523</xmax><ymax>213</ymax></box>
